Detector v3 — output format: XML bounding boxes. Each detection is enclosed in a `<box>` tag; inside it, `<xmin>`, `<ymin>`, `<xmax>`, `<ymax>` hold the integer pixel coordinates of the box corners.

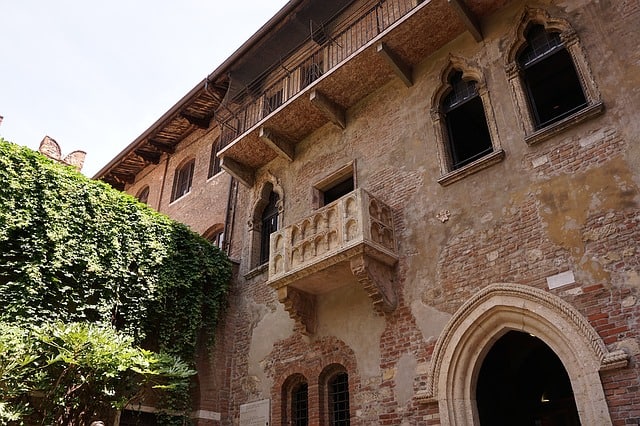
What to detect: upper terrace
<box><xmin>95</xmin><ymin>0</ymin><xmax>504</xmax><ymax>190</ymax></box>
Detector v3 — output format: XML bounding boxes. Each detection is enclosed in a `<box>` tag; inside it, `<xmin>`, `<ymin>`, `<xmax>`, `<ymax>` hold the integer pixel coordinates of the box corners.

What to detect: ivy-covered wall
<box><xmin>0</xmin><ymin>138</ymin><xmax>231</xmax><ymax>362</ymax></box>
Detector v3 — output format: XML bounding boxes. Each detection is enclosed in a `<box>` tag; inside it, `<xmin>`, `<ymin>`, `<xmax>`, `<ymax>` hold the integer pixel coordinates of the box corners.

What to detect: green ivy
<box><xmin>0</xmin><ymin>139</ymin><xmax>231</xmax><ymax>419</ymax></box>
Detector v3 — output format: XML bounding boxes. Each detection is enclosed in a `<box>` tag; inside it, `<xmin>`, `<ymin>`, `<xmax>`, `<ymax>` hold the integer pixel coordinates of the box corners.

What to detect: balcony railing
<box><xmin>267</xmin><ymin>188</ymin><xmax>398</xmax><ymax>333</ymax></box>
<box><xmin>219</xmin><ymin>0</ymin><xmax>419</xmax><ymax>147</ymax></box>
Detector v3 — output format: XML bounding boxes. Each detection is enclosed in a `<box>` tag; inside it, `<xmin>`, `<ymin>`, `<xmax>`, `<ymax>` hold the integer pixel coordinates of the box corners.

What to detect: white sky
<box><xmin>1</xmin><ymin>0</ymin><xmax>289</xmax><ymax>177</ymax></box>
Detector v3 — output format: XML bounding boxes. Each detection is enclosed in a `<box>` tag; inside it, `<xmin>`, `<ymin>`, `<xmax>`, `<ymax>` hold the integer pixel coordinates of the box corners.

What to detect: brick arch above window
<box><xmin>430</xmin><ymin>55</ymin><xmax>505</xmax><ymax>186</ymax></box>
<box><xmin>202</xmin><ymin>223</ymin><xmax>225</xmax><ymax>248</ymax></box>
<box><xmin>504</xmin><ymin>7</ymin><xmax>604</xmax><ymax>145</ymax></box>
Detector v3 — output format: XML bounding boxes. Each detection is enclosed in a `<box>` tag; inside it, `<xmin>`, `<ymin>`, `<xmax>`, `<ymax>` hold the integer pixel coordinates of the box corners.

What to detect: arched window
<box><xmin>291</xmin><ymin>382</ymin><xmax>309</xmax><ymax>426</ymax></box>
<box><xmin>203</xmin><ymin>224</ymin><xmax>225</xmax><ymax>248</ymax></box>
<box><xmin>171</xmin><ymin>159</ymin><xmax>195</xmax><ymax>202</ymax></box>
<box><xmin>320</xmin><ymin>365</ymin><xmax>350</xmax><ymax>426</ymax></box>
<box><xmin>431</xmin><ymin>57</ymin><xmax>504</xmax><ymax>185</ymax></box>
<box><xmin>208</xmin><ymin>137</ymin><xmax>222</xmax><ymax>178</ymax></box>
<box><xmin>505</xmin><ymin>8</ymin><xmax>603</xmax><ymax>145</ymax></box>
<box><xmin>442</xmin><ymin>71</ymin><xmax>493</xmax><ymax>170</ymax></box>
<box><xmin>260</xmin><ymin>191</ymin><xmax>279</xmax><ymax>264</ymax></box>
<box><xmin>327</xmin><ymin>372</ymin><xmax>350</xmax><ymax>426</ymax></box>
<box><xmin>136</xmin><ymin>186</ymin><xmax>150</xmax><ymax>204</ymax></box>
<box><xmin>282</xmin><ymin>374</ymin><xmax>308</xmax><ymax>426</ymax></box>
<box><xmin>518</xmin><ymin>25</ymin><xmax>587</xmax><ymax>129</ymax></box>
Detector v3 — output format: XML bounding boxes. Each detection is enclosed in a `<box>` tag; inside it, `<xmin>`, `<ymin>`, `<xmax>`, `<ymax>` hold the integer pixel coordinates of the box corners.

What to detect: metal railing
<box><xmin>219</xmin><ymin>0</ymin><xmax>419</xmax><ymax>147</ymax></box>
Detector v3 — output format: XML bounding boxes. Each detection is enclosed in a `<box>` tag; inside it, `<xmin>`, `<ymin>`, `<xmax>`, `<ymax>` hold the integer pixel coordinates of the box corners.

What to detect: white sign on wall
<box><xmin>239</xmin><ymin>399</ymin><xmax>270</xmax><ymax>426</ymax></box>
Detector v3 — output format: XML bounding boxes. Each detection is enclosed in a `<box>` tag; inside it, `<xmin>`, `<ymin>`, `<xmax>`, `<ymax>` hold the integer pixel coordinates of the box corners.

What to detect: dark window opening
<box><xmin>260</xmin><ymin>191</ymin><xmax>279</xmax><ymax>265</ymax></box>
<box><xmin>323</xmin><ymin>176</ymin><xmax>354</xmax><ymax>205</ymax></box>
<box><xmin>118</xmin><ymin>410</ymin><xmax>158</xmax><ymax>426</ymax></box>
<box><xmin>208</xmin><ymin>139</ymin><xmax>221</xmax><ymax>178</ymax></box>
<box><xmin>171</xmin><ymin>160</ymin><xmax>195</xmax><ymax>202</ymax></box>
<box><xmin>476</xmin><ymin>331</ymin><xmax>581</xmax><ymax>426</ymax></box>
<box><xmin>519</xmin><ymin>25</ymin><xmax>587</xmax><ymax>129</ymax></box>
<box><xmin>292</xmin><ymin>383</ymin><xmax>309</xmax><ymax>426</ymax></box>
<box><xmin>329</xmin><ymin>372</ymin><xmax>350</xmax><ymax>426</ymax></box>
<box><xmin>207</xmin><ymin>231</ymin><xmax>224</xmax><ymax>248</ymax></box>
<box><xmin>443</xmin><ymin>72</ymin><xmax>493</xmax><ymax>170</ymax></box>
<box><xmin>136</xmin><ymin>186</ymin><xmax>149</xmax><ymax>204</ymax></box>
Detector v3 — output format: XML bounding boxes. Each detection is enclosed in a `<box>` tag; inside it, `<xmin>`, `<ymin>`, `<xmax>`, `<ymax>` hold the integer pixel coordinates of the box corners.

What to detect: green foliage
<box><xmin>0</xmin><ymin>139</ymin><xmax>231</xmax><ymax>421</ymax></box>
<box><xmin>0</xmin><ymin>321</ymin><xmax>195</xmax><ymax>425</ymax></box>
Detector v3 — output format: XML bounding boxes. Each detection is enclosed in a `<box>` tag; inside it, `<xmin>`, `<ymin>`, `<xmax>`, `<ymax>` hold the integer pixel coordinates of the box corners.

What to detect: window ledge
<box><xmin>525</xmin><ymin>102</ymin><xmax>604</xmax><ymax>146</ymax></box>
<box><xmin>169</xmin><ymin>191</ymin><xmax>191</xmax><ymax>205</ymax></box>
<box><xmin>244</xmin><ymin>263</ymin><xmax>268</xmax><ymax>280</ymax></box>
<box><xmin>437</xmin><ymin>149</ymin><xmax>505</xmax><ymax>186</ymax></box>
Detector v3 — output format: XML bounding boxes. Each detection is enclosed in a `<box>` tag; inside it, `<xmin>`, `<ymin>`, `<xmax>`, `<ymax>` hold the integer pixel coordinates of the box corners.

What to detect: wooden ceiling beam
<box><xmin>148</xmin><ymin>139</ymin><xmax>175</xmax><ymax>154</ymax></box>
<box><xmin>180</xmin><ymin>112</ymin><xmax>211</xmax><ymax>129</ymax></box>
<box><xmin>134</xmin><ymin>149</ymin><xmax>162</xmax><ymax>165</ymax></box>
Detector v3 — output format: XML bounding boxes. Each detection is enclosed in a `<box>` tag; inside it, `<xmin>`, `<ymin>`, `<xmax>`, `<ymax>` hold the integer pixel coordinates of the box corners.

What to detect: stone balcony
<box><xmin>267</xmin><ymin>188</ymin><xmax>398</xmax><ymax>334</ymax></box>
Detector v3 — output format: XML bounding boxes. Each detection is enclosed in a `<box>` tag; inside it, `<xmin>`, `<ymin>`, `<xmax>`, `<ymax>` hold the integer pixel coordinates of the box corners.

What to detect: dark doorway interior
<box><xmin>476</xmin><ymin>331</ymin><xmax>581</xmax><ymax>426</ymax></box>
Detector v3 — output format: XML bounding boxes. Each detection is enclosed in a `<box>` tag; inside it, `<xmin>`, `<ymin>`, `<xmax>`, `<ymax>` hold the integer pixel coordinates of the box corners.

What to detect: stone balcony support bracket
<box><xmin>259</xmin><ymin>127</ymin><xmax>296</xmax><ymax>162</ymax></box>
<box><xmin>376</xmin><ymin>42</ymin><xmax>413</xmax><ymax>87</ymax></box>
<box><xmin>309</xmin><ymin>90</ymin><xmax>346</xmax><ymax>129</ymax></box>
<box><xmin>351</xmin><ymin>253</ymin><xmax>397</xmax><ymax>313</ymax></box>
<box><xmin>277</xmin><ymin>286</ymin><xmax>317</xmax><ymax>336</ymax></box>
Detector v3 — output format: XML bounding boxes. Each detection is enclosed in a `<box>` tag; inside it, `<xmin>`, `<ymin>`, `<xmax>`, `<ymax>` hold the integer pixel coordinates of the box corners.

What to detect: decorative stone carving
<box><xmin>267</xmin><ymin>188</ymin><xmax>398</xmax><ymax>332</ymax></box>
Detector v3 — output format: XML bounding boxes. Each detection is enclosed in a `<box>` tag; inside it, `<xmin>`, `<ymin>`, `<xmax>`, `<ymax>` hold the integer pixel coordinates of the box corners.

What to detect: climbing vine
<box><xmin>0</xmin><ymin>139</ymin><xmax>231</xmax><ymax>421</ymax></box>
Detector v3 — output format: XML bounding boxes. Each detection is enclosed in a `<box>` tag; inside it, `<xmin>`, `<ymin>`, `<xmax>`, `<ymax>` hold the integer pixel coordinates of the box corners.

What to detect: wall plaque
<box><xmin>239</xmin><ymin>399</ymin><xmax>270</xmax><ymax>426</ymax></box>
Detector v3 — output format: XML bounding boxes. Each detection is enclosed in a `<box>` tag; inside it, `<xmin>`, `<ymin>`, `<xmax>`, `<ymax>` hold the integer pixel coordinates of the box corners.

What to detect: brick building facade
<box><xmin>96</xmin><ymin>0</ymin><xmax>640</xmax><ymax>424</ymax></box>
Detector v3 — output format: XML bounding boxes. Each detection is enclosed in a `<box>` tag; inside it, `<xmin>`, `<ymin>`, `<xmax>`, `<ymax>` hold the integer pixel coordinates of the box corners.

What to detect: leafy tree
<box><xmin>0</xmin><ymin>322</ymin><xmax>194</xmax><ymax>425</ymax></box>
<box><xmin>0</xmin><ymin>139</ymin><xmax>231</xmax><ymax>423</ymax></box>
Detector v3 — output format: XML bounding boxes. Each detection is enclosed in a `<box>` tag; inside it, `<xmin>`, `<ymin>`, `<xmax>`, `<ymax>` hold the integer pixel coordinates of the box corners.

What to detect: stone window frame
<box><xmin>415</xmin><ymin>283</ymin><xmax>628</xmax><ymax>426</ymax></box>
<box><xmin>170</xmin><ymin>158</ymin><xmax>195</xmax><ymax>203</ymax></box>
<box><xmin>312</xmin><ymin>161</ymin><xmax>357</xmax><ymax>209</ymax></box>
<box><xmin>431</xmin><ymin>55</ymin><xmax>505</xmax><ymax>186</ymax></box>
<box><xmin>247</xmin><ymin>174</ymin><xmax>284</xmax><ymax>273</ymax></box>
<box><xmin>319</xmin><ymin>364</ymin><xmax>351</xmax><ymax>426</ymax></box>
<box><xmin>505</xmin><ymin>7</ymin><xmax>604</xmax><ymax>146</ymax></box>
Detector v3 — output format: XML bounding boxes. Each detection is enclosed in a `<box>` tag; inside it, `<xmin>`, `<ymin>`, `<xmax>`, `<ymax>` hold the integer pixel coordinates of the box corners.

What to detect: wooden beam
<box><xmin>259</xmin><ymin>127</ymin><xmax>295</xmax><ymax>162</ymax></box>
<box><xmin>376</xmin><ymin>43</ymin><xmax>412</xmax><ymax>87</ymax></box>
<box><xmin>309</xmin><ymin>90</ymin><xmax>346</xmax><ymax>129</ymax></box>
<box><xmin>134</xmin><ymin>149</ymin><xmax>161</xmax><ymax>165</ymax></box>
<box><xmin>148</xmin><ymin>139</ymin><xmax>175</xmax><ymax>154</ymax></box>
<box><xmin>180</xmin><ymin>112</ymin><xmax>210</xmax><ymax>129</ymax></box>
<box><xmin>448</xmin><ymin>0</ymin><xmax>482</xmax><ymax>42</ymax></box>
<box><xmin>220</xmin><ymin>156</ymin><xmax>255</xmax><ymax>188</ymax></box>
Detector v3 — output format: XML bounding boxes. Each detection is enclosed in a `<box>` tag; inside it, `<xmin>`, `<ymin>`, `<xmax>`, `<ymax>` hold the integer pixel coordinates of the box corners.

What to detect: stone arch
<box><xmin>248</xmin><ymin>173</ymin><xmax>284</xmax><ymax>269</ymax></box>
<box><xmin>417</xmin><ymin>283</ymin><xmax>627</xmax><ymax>426</ymax></box>
<box><xmin>429</xmin><ymin>55</ymin><xmax>504</xmax><ymax>184</ymax></box>
<box><xmin>503</xmin><ymin>7</ymin><xmax>603</xmax><ymax>142</ymax></box>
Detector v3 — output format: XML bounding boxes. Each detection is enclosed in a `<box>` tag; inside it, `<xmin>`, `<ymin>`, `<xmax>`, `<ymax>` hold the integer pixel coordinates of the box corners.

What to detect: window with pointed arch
<box><xmin>320</xmin><ymin>365</ymin><xmax>350</xmax><ymax>426</ymax></box>
<box><xmin>505</xmin><ymin>9</ymin><xmax>603</xmax><ymax>145</ymax></box>
<box><xmin>282</xmin><ymin>374</ymin><xmax>309</xmax><ymax>426</ymax></box>
<box><xmin>260</xmin><ymin>191</ymin><xmax>279</xmax><ymax>264</ymax></box>
<box><xmin>431</xmin><ymin>60</ymin><xmax>504</xmax><ymax>186</ymax></box>
<box><xmin>135</xmin><ymin>185</ymin><xmax>150</xmax><ymax>204</ymax></box>
<box><xmin>171</xmin><ymin>159</ymin><xmax>195</xmax><ymax>202</ymax></box>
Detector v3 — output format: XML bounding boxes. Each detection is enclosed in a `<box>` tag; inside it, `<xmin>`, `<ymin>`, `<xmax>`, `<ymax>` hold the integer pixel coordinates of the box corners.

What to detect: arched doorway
<box><xmin>476</xmin><ymin>330</ymin><xmax>580</xmax><ymax>426</ymax></box>
<box><xmin>417</xmin><ymin>283</ymin><xmax>628</xmax><ymax>426</ymax></box>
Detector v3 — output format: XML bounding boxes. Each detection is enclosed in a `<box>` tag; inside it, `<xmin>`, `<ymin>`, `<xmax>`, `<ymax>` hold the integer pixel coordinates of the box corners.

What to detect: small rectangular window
<box><xmin>313</xmin><ymin>162</ymin><xmax>355</xmax><ymax>208</ymax></box>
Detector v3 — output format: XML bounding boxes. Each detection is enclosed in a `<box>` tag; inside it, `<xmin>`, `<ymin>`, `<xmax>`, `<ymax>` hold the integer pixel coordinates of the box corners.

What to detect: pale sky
<box><xmin>1</xmin><ymin>1</ymin><xmax>289</xmax><ymax>177</ymax></box>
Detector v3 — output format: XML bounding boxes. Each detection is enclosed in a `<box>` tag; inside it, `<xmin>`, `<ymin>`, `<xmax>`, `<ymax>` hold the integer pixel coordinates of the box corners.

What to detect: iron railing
<box><xmin>219</xmin><ymin>0</ymin><xmax>419</xmax><ymax>147</ymax></box>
